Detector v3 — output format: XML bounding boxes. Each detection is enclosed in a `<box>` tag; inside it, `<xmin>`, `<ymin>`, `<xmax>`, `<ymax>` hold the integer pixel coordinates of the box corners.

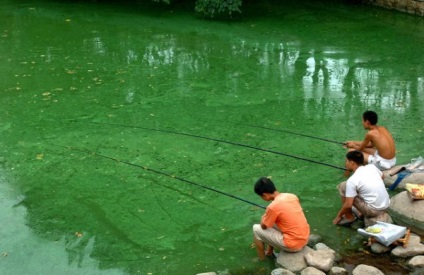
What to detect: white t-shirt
<box><xmin>346</xmin><ymin>164</ymin><xmax>390</xmax><ymax>210</ymax></box>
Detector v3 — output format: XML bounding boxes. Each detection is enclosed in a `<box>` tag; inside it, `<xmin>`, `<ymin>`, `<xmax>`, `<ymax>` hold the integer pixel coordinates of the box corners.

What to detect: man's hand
<box><xmin>344</xmin><ymin>141</ymin><xmax>356</xmax><ymax>149</ymax></box>
<box><xmin>333</xmin><ymin>216</ymin><xmax>342</xmax><ymax>225</ymax></box>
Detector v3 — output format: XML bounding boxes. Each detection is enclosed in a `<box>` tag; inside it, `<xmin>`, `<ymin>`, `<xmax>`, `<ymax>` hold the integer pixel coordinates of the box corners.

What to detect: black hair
<box><xmin>254</xmin><ymin>177</ymin><xmax>276</xmax><ymax>196</ymax></box>
<box><xmin>346</xmin><ymin>150</ymin><xmax>364</xmax><ymax>165</ymax></box>
<box><xmin>363</xmin><ymin>110</ymin><xmax>378</xmax><ymax>125</ymax></box>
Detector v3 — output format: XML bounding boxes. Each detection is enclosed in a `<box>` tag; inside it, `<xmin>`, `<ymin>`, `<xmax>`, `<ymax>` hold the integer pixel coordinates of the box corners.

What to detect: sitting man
<box><xmin>253</xmin><ymin>177</ymin><xmax>310</xmax><ymax>260</ymax></box>
<box><xmin>344</xmin><ymin>110</ymin><xmax>396</xmax><ymax>170</ymax></box>
<box><xmin>333</xmin><ymin>150</ymin><xmax>390</xmax><ymax>225</ymax></box>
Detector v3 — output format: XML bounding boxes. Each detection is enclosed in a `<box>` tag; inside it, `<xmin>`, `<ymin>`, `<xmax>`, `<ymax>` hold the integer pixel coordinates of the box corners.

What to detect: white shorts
<box><xmin>368</xmin><ymin>151</ymin><xmax>396</xmax><ymax>170</ymax></box>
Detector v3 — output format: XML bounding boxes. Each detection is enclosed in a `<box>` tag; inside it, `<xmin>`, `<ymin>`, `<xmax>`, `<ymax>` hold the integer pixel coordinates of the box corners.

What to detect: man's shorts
<box><xmin>337</xmin><ymin>181</ymin><xmax>387</xmax><ymax>218</ymax></box>
<box><xmin>252</xmin><ymin>224</ymin><xmax>300</xmax><ymax>252</ymax></box>
<box><xmin>368</xmin><ymin>151</ymin><xmax>396</xmax><ymax>170</ymax></box>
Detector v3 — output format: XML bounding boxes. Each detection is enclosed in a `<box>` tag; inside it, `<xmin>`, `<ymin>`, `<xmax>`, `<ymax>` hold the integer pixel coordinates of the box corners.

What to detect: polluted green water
<box><xmin>1</xmin><ymin>0</ymin><xmax>424</xmax><ymax>274</ymax></box>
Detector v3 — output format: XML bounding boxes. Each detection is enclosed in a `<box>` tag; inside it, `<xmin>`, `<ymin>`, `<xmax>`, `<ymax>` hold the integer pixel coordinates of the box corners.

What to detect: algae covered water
<box><xmin>1</xmin><ymin>0</ymin><xmax>424</xmax><ymax>273</ymax></box>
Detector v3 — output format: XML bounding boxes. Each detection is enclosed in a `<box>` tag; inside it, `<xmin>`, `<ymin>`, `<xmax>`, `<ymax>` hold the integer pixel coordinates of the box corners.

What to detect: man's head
<box><xmin>345</xmin><ymin>150</ymin><xmax>364</xmax><ymax>171</ymax></box>
<box><xmin>254</xmin><ymin>177</ymin><xmax>276</xmax><ymax>200</ymax></box>
<box><xmin>362</xmin><ymin>110</ymin><xmax>378</xmax><ymax>126</ymax></box>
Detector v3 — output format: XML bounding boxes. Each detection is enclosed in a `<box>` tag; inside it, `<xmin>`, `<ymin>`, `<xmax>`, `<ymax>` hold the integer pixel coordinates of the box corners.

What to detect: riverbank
<box><xmin>364</xmin><ymin>0</ymin><xmax>424</xmax><ymax>16</ymax></box>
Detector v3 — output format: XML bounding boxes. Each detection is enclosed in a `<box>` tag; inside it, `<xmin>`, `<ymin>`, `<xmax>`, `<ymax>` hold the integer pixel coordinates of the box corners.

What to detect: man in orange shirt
<box><xmin>252</xmin><ymin>177</ymin><xmax>310</xmax><ymax>260</ymax></box>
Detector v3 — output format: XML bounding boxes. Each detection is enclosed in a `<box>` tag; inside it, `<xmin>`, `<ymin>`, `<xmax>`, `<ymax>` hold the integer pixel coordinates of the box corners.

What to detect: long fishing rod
<box><xmin>55</xmin><ymin>144</ymin><xmax>266</xmax><ymax>209</ymax></box>
<box><xmin>242</xmin><ymin>123</ymin><xmax>345</xmax><ymax>145</ymax></box>
<box><xmin>87</xmin><ymin>121</ymin><xmax>346</xmax><ymax>171</ymax></box>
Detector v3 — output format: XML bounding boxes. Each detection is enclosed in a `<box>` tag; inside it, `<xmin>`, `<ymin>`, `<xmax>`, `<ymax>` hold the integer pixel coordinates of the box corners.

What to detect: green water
<box><xmin>1</xmin><ymin>0</ymin><xmax>424</xmax><ymax>274</ymax></box>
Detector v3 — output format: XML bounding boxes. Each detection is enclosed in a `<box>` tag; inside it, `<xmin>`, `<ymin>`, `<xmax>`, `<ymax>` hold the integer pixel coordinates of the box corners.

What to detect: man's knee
<box><xmin>337</xmin><ymin>181</ymin><xmax>347</xmax><ymax>196</ymax></box>
<box><xmin>253</xmin><ymin>224</ymin><xmax>263</xmax><ymax>240</ymax></box>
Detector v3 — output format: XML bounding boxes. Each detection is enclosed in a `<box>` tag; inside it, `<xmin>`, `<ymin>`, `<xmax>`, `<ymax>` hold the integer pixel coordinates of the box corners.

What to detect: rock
<box><xmin>364</xmin><ymin>212</ymin><xmax>392</xmax><ymax>227</ymax></box>
<box><xmin>408</xmin><ymin>255</ymin><xmax>424</xmax><ymax>268</ymax></box>
<box><xmin>300</xmin><ymin>266</ymin><xmax>326</xmax><ymax>275</ymax></box>
<box><xmin>388</xmin><ymin>191</ymin><xmax>424</xmax><ymax>235</ymax></box>
<box><xmin>271</xmin><ymin>268</ymin><xmax>295</xmax><ymax>275</ymax></box>
<box><xmin>352</xmin><ymin>264</ymin><xmax>384</xmax><ymax>275</ymax></box>
<box><xmin>391</xmin><ymin>242</ymin><xmax>424</xmax><ymax>257</ymax></box>
<box><xmin>409</xmin><ymin>234</ymin><xmax>423</xmax><ymax>245</ymax></box>
<box><xmin>370</xmin><ymin>242</ymin><xmax>391</xmax><ymax>254</ymax></box>
<box><xmin>329</xmin><ymin>266</ymin><xmax>348</xmax><ymax>275</ymax></box>
<box><xmin>410</xmin><ymin>268</ymin><xmax>424</xmax><ymax>275</ymax></box>
<box><xmin>304</xmin><ymin>249</ymin><xmax>335</xmax><ymax>272</ymax></box>
<box><xmin>308</xmin><ymin>234</ymin><xmax>322</xmax><ymax>247</ymax></box>
<box><xmin>276</xmin><ymin>246</ymin><xmax>313</xmax><ymax>273</ymax></box>
<box><xmin>197</xmin><ymin>273</ymin><xmax>216</xmax><ymax>275</ymax></box>
<box><xmin>383</xmin><ymin>165</ymin><xmax>424</xmax><ymax>189</ymax></box>
<box><xmin>314</xmin><ymin>242</ymin><xmax>335</xmax><ymax>254</ymax></box>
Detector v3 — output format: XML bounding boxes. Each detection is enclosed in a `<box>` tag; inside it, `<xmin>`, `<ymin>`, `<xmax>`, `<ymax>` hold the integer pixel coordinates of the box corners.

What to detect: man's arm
<box><xmin>357</xmin><ymin>132</ymin><xmax>374</xmax><ymax>151</ymax></box>
<box><xmin>333</xmin><ymin>197</ymin><xmax>355</xmax><ymax>224</ymax></box>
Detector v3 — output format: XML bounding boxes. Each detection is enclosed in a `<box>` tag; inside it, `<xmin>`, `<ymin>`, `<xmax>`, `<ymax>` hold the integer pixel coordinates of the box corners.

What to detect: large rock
<box><xmin>383</xmin><ymin>165</ymin><xmax>424</xmax><ymax>189</ymax></box>
<box><xmin>300</xmin><ymin>266</ymin><xmax>326</xmax><ymax>275</ymax></box>
<box><xmin>329</xmin><ymin>266</ymin><xmax>348</xmax><ymax>275</ymax></box>
<box><xmin>275</xmin><ymin>246</ymin><xmax>314</xmax><ymax>273</ymax></box>
<box><xmin>352</xmin><ymin>264</ymin><xmax>384</xmax><ymax>275</ymax></box>
<box><xmin>408</xmin><ymin>255</ymin><xmax>424</xmax><ymax>268</ymax></box>
<box><xmin>271</xmin><ymin>268</ymin><xmax>295</xmax><ymax>275</ymax></box>
<box><xmin>304</xmin><ymin>247</ymin><xmax>335</xmax><ymax>272</ymax></box>
<box><xmin>364</xmin><ymin>212</ymin><xmax>393</xmax><ymax>227</ymax></box>
<box><xmin>388</xmin><ymin>191</ymin><xmax>424</xmax><ymax>235</ymax></box>
<box><xmin>391</xmin><ymin>242</ymin><xmax>424</xmax><ymax>258</ymax></box>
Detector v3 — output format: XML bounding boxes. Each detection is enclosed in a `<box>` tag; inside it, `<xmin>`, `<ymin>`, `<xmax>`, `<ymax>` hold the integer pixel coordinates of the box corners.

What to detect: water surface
<box><xmin>1</xmin><ymin>0</ymin><xmax>424</xmax><ymax>274</ymax></box>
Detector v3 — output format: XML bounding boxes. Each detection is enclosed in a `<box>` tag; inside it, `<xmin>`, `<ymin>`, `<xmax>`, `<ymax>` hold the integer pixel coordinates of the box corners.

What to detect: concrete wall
<box><xmin>364</xmin><ymin>0</ymin><xmax>424</xmax><ymax>16</ymax></box>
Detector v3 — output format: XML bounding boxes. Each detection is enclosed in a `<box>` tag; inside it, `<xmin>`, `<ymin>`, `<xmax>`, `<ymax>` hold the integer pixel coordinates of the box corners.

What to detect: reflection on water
<box><xmin>0</xmin><ymin>172</ymin><xmax>124</xmax><ymax>274</ymax></box>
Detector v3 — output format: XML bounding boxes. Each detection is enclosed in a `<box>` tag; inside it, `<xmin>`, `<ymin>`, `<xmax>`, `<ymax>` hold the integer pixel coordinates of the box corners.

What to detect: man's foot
<box><xmin>337</xmin><ymin>215</ymin><xmax>357</xmax><ymax>226</ymax></box>
<box><xmin>265</xmin><ymin>252</ymin><xmax>277</xmax><ymax>259</ymax></box>
<box><xmin>352</xmin><ymin>206</ymin><xmax>364</xmax><ymax>220</ymax></box>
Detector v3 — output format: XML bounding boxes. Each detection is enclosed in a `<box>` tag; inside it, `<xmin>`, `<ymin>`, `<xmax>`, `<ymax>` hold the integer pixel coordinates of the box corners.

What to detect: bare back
<box><xmin>365</xmin><ymin>126</ymin><xmax>396</xmax><ymax>159</ymax></box>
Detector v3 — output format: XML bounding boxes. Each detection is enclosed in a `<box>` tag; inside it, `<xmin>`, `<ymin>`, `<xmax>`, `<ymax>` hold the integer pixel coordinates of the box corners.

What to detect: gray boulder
<box><xmin>388</xmin><ymin>191</ymin><xmax>424</xmax><ymax>235</ymax></box>
<box><xmin>271</xmin><ymin>268</ymin><xmax>295</xmax><ymax>275</ymax></box>
<box><xmin>300</xmin><ymin>266</ymin><xmax>326</xmax><ymax>275</ymax></box>
<box><xmin>329</xmin><ymin>266</ymin><xmax>348</xmax><ymax>275</ymax></box>
<box><xmin>383</xmin><ymin>165</ymin><xmax>424</xmax><ymax>189</ymax></box>
<box><xmin>391</xmin><ymin>242</ymin><xmax>424</xmax><ymax>257</ymax></box>
<box><xmin>352</xmin><ymin>264</ymin><xmax>384</xmax><ymax>275</ymax></box>
<box><xmin>276</xmin><ymin>246</ymin><xmax>314</xmax><ymax>273</ymax></box>
<box><xmin>370</xmin><ymin>242</ymin><xmax>391</xmax><ymax>254</ymax></box>
<box><xmin>408</xmin><ymin>255</ymin><xmax>424</xmax><ymax>268</ymax></box>
<box><xmin>364</xmin><ymin>212</ymin><xmax>393</xmax><ymax>227</ymax></box>
<box><xmin>304</xmin><ymin>249</ymin><xmax>335</xmax><ymax>272</ymax></box>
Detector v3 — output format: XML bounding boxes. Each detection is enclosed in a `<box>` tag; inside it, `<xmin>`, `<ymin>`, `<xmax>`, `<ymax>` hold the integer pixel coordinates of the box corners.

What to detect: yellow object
<box><xmin>406</xmin><ymin>183</ymin><xmax>424</xmax><ymax>199</ymax></box>
<box><xmin>365</xmin><ymin>226</ymin><xmax>382</xmax><ymax>233</ymax></box>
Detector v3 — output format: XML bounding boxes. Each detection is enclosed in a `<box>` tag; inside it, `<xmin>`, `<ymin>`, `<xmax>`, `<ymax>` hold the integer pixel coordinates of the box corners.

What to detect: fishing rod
<box><xmin>55</xmin><ymin>144</ymin><xmax>266</xmax><ymax>209</ymax></box>
<box><xmin>87</xmin><ymin>121</ymin><xmax>346</xmax><ymax>171</ymax></box>
<box><xmin>242</xmin><ymin>123</ymin><xmax>345</xmax><ymax>145</ymax></box>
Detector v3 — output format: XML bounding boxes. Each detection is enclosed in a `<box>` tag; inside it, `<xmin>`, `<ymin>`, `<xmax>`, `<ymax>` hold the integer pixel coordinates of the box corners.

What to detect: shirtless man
<box><xmin>344</xmin><ymin>110</ymin><xmax>396</xmax><ymax>171</ymax></box>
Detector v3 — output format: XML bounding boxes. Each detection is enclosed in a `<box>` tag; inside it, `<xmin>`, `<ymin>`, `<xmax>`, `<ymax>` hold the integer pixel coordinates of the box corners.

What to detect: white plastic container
<box><xmin>357</xmin><ymin>222</ymin><xmax>407</xmax><ymax>246</ymax></box>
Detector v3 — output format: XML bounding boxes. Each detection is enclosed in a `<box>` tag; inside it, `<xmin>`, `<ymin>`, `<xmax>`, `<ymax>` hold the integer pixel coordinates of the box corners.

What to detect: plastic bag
<box><xmin>406</xmin><ymin>156</ymin><xmax>424</xmax><ymax>172</ymax></box>
<box><xmin>406</xmin><ymin>183</ymin><xmax>424</xmax><ymax>200</ymax></box>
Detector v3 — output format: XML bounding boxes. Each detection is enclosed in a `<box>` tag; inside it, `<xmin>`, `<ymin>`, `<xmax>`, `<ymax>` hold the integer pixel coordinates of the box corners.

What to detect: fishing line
<box><xmin>55</xmin><ymin>144</ymin><xmax>266</xmax><ymax>209</ymax></box>
<box><xmin>87</xmin><ymin>121</ymin><xmax>346</xmax><ymax>171</ymax></box>
<box><xmin>241</xmin><ymin>123</ymin><xmax>345</xmax><ymax>145</ymax></box>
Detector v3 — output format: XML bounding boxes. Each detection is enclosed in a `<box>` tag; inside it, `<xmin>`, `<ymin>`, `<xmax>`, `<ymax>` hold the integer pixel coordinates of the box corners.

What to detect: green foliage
<box><xmin>195</xmin><ymin>0</ymin><xmax>242</xmax><ymax>18</ymax></box>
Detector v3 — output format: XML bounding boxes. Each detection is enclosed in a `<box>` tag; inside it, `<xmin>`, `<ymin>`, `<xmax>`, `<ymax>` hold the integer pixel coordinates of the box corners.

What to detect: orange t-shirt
<box><xmin>261</xmin><ymin>193</ymin><xmax>310</xmax><ymax>250</ymax></box>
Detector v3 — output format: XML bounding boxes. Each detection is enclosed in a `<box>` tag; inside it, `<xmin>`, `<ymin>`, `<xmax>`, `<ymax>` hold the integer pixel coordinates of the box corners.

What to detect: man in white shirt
<box><xmin>333</xmin><ymin>150</ymin><xmax>390</xmax><ymax>225</ymax></box>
